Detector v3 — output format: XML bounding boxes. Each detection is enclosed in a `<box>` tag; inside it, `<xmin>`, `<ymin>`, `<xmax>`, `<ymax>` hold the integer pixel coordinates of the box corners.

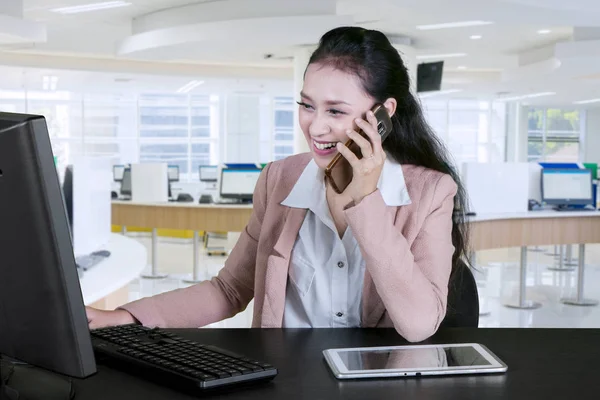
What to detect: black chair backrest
<box><xmin>439</xmin><ymin>259</ymin><xmax>479</xmax><ymax>328</ymax></box>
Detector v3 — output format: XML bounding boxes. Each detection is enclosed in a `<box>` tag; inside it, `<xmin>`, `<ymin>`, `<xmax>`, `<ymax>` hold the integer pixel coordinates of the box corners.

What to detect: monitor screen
<box><xmin>167</xmin><ymin>165</ymin><xmax>179</xmax><ymax>182</ymax></box>
<box><xmin>542</xmin><ymin>169</ymin><xmax>593</xmax><ymax>205</ymax></box>
<box><xmin>417</xmin><ymin>61</ymin><xmax>444</xmax><ymax>93</ymax></box>
<box><xmin>120</xmin><ymin>168</ymin><xmax>132</xmax><ymax>196</ymax></box>
<box><xmin>113</xmin><ymin>165</ymin><xmax>125</xmax><ymax>182</ymax></box>
<box><xmin>200</xmin><ymin>165</ymin><xmax>218</xmax><ymax>182</ymax></box>
<box><xmin>220</xmin><ymin>168</ymin><xmax>261</xmax><ymax>199</ymax></box>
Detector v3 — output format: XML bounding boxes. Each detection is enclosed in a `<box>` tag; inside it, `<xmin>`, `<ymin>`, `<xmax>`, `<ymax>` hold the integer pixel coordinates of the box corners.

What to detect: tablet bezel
<box><xmin>323</xmin><ymin>343</ymin><xmax>508</xmax><ymax>379</ymax></box>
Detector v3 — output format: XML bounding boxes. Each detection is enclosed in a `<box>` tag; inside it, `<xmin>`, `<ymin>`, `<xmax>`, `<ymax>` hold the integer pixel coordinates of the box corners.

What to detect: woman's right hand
<box><xmin>86</xmin><ymin>307</ymin><xmax>137</xmax><ymax>329</ymax></box>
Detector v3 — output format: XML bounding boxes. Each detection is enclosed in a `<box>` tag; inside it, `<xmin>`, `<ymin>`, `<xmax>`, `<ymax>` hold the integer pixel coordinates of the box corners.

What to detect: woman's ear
<box><xmin>383</xmin><ymin>98</ymin><xmax>397</xmax><ymax>117</ymax></box>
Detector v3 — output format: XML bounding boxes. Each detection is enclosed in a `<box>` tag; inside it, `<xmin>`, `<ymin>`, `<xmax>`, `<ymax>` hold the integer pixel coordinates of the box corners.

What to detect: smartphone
<box><xmin>324</xmin><ymin>104</ymin><xmax>393</xmax><ymax>194</ymax></box>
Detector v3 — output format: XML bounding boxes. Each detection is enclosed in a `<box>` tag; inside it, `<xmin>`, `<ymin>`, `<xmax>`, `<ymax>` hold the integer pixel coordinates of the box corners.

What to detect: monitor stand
<box><xmin>1</xmin><ymin>356</ymin><xmax>75</xmax><ymax>400</ymax></box>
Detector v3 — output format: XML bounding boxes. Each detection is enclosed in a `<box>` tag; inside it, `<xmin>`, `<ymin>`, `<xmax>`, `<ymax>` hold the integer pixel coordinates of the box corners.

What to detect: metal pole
<box><xmin>548</xmin><ymin>245</ymin><xmax>575</xmax><ymax>272</ymax></box>
<box><xmin>545</xmin><ymin>245</ymin><xmax>561</xmax><ymax>257</ymax></box>
<box><xmin>121</xmin><ymin>226</ymin><xmax>127</xmax><ymax>235</ymax></box>
<box><xmin>564</xmin><ymin>244</ymin><xmax>578</xmax><ymax>267</ymax></box>
<box><xmin>141</xmin><ymin>228</ymin><xmax>168</xmax><ymax>279</ymax></box>
<box><xmin>505</xmin><ymin>247</ymin><xmax>542</xmax><ymax>309</ymax></box>
<box><xmin>561</xmin><ymin>245</ymin><xmax>598</xmax><ymax>306</ymax></box>
<box><xmin>183</xmin><ymin>231</ymin><xmax>204</xmax><ymax>284</ymax></box>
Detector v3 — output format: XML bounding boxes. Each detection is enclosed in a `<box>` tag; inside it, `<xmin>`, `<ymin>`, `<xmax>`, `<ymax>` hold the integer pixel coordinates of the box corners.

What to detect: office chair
<box><xmin>439</xmin><ymin>258</ymin><xmax>480</xmax><ymax>328</ymax></box>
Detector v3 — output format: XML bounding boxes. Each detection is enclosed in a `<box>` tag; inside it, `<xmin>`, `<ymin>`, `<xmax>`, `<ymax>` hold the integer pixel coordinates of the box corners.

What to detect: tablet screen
<box><xmin>337</xmin><ymin>345</ymin><xmax>492</xmax><ymax>371</ymax></box>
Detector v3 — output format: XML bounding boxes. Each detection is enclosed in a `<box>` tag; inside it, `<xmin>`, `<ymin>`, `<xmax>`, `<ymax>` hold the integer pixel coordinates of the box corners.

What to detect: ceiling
<box><xmin>0</xmin><ymin>0</ymin><xmax>599</xmax><ymax>107</ymax></box>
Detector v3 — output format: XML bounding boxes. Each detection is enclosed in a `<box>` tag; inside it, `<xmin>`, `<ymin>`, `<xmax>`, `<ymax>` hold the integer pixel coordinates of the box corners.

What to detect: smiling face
<box><xmin>298</xmin><ymin>63</ymin><xmax>376</xmax><ymax>170</ymax></box>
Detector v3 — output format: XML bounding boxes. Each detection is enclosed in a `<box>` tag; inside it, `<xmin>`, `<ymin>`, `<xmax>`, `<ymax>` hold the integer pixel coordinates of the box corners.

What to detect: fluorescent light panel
<box><xmin>419</xmin><ymin>89</ymin><xmax>463</xmax><ymax>99</ymax></box>
<box><xmin>176</xmin><ymin>80</ymin><xmax>204</xmax><ymax>94</ymax></box>
<box><xmin>416</xmin><ymin>53</ymin><xmax>467</xmax><ymax>60</ymax></box>
<box><xmin>498</xmin><ymin>92</ymin><xmax>556</xmax><ymax>102</ymax></box>
<box><xmin>51</xmin><ymin>1</ymin><xmax>131</xmax><ymax>14</ymax></box>
<box><xmin>573</xmin><ymin>98</ymin><xmax>600</xmax><ymax>105</ymax></box>
<box><xmin>416</xmin><ymin>20</ymin><xmax>493</xmax><ymax>30</ymax></box>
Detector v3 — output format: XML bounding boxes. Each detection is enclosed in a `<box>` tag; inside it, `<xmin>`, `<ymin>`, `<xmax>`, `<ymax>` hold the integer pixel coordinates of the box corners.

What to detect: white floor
<box><xmin>123</xmin><ymin>233</ymin><xmax>600</xmax><ymax>329</ymax></box>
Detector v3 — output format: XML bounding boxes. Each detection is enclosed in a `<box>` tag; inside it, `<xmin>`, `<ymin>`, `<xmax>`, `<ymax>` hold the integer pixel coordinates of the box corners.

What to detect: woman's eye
<box><xmin>296</xmin><ymin>101</ymin><xmax>313</xmax><ymax>110</ymax></box>
<box><xmin>328</xmin><ymin>109</ymin><xmax>344</xmax><ymax>116</ymax></box>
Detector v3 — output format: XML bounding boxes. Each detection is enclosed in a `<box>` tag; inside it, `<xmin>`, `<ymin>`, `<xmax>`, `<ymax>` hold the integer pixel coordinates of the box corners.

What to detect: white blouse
<box><xmin>280</xmin><ymin>157</ymin><xmax>412</xmax><ymax>328</ymax></box>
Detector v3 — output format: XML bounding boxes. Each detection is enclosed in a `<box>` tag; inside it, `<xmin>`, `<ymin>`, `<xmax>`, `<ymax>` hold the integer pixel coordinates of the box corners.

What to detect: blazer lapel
<box><xmin>261</xmin><ymin>207</ymin><xmax>307</xmax><ymax>328</ymax></box>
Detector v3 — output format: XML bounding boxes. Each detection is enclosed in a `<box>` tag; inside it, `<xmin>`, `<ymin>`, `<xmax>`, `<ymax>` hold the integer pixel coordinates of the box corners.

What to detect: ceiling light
<box><xmin>537</xmin><ymin>29</ymin><xmax>551</xmax><ymax>35</ymax></box>
<box><xmin>416</xmin><ymin>21</ymin><xmax>493</xmax><ymax>31</ymax></box>
<box><xmin>497</xmin><ymin>92</ymin><xmax>556</xmax><ymax>102</ymax></box>
<box><xmin>416</xmin><ymin>53</ymin><xmax>467</xmax><ymax>60</ymax></box>
<box><xmin>419</xmin><ymin>89</ymin><xmax>463</xmax><ymax>99</ymax></box>
<box><xmin>51</xmin><ymin>1</ymin><xmax>131</xmax><ymax>14</ymax></box>
<box><xmin>573</xmin><ymin>98</ymin><xmax>600</xmax><ymax>105</ymax></box>
<box><xmin>176</xmin><ymin>80</ymin><xmax>204</xmax><ymax>94</ymax></box>
<box><xmin>457</xmin><ymin>66</ymin><xmax>467</xmax><ymax>70</ymax></box>
<box><xmin>470</xmin><ymin>35</ymin><xmax>483</xmax><ymax>40</ymax></box>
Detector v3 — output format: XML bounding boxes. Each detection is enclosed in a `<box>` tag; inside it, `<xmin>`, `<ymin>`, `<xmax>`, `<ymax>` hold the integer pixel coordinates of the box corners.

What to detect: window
<box><xmin>421</xmin><ymin>99</ymin><xmax>506</xmax><ymax>171</ymax></box>
<box><xmin>273</xmin><ymin>96</ymin><xmax>295</xmax><ymax>160</ymax></box>
<box><xmin>528</xmin><ymin>108</ymin><xmax>582</xmax><ymax>162</ymax></box>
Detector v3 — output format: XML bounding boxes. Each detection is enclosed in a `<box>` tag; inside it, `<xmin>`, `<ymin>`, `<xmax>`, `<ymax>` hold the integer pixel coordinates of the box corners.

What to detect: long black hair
<box><xmin>307</xmin><ymin>26</ymin><xmax>471</xmax><ymax>275</ymax></box>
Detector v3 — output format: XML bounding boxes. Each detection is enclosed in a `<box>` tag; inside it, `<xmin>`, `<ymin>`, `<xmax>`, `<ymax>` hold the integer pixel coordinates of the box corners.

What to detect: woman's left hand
<box><xmin>336</xmin><ymin>110</ymin><xmax>386</xmax><ymax>204</ymax></box>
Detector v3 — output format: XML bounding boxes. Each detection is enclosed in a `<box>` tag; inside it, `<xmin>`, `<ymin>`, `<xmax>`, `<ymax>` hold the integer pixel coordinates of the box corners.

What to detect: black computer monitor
<box><xmin>219</xmin><ymin>167</ymin><xmax>261</xmax><ymax>203</ymax></box>
<box><xmin>167</xmin><ymin>165</ymin><xmax>179</xmax><ymax>183</ymax></box>
<box><xmin>113</xmin><ymin>165</ymin><xmax>125</xmax><ymax>182</ymax></box>
<box><xmin>0</xmin><ymin>113</ymin><xmax>97</xmax><ymax>392</ymax></box>
<box><xmin>541</xmin><ymin>168</ymin><xmax>594</xmax><ymax>209</ymax></box>
<box><xmin>120</xmin><ymin>168</ymin><xmax>132</xmax><ymax>197</ymax></box>
<box><xmin>63</xmin><ymin>165</ymin><xmax>74</xmax><ymax>231</ymax></box>
<box><xmin>199</xmin><ymin>165</ymin><xmax>218</xmax><ymax>182</ymax></box>
<box><xmin>417</xmin><ymin>61</ymin><xmax>444</xmax><ymax>93</ymax></box>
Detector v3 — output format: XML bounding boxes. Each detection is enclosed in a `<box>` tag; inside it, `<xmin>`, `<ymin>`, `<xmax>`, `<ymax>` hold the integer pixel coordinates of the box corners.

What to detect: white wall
<box><xmin>584</xmin><ymin>107</ymin><xmax>600</xmax><ymax>164</ymax></box>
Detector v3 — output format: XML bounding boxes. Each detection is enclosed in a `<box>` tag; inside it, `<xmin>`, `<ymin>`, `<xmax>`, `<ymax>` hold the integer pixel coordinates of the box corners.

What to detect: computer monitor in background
<box><xmin>0</xmin><ymin>112</ymin><xmax>97</xmax><ymax>395</ymax></box>
<box><xmin>199</xmin><ymin>165</ymin><xmax>218</xmax><ymax>182</ymax></box>
<box><xmin>167</xmin><ymin>165</ymin><xmax>179</xmax><ymax>182</ymax></box>
<box><xmin>113</xmin><ymin>165</ymin><xmax>125</xmax><ymax>182</ymax></box>
<box><xmin>219</xmin><ymin>167</ymin><xmax>261</xmax><ymax>203</ymax></box>
<box><xmin>541</xmin><ymin>168</ymin><xmax>594</xmax><ymax>210</ymax></box>
<box><xmin>417</xmin><ymin>61</ymin><xmax>444</xmax><ymax>93</ymax></box>
<box><xmin>120</xmin><ymin>168</ymin><xmax>132</xmax><ymax>198</ymax></box>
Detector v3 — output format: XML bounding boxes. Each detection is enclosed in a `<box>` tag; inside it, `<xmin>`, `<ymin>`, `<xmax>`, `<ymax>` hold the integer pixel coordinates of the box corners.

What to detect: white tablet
<box><xmin>323</xmin><ymin>343</ymin><xmax>507</xmax><ymax>379</ymax></box>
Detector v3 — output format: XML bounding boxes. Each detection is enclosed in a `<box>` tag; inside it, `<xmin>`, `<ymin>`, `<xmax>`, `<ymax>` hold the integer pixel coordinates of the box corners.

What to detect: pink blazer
<box><xmin>121</xmin><ymin>153</ymin><xmax>458</xmax><ymax>342</ymax></box>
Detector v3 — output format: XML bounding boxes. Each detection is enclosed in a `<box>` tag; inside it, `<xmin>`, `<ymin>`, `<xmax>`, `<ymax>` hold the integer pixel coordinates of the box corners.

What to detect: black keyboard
<box><xmin>90</xmin><ymin>324</ymin><xmax>277</xmax><ymax>391</ymax></box>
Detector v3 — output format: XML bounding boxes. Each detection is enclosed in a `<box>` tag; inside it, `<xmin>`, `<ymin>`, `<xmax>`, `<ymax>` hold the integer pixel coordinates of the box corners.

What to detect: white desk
<box><xmin>80</xmin><ymin>233</ymin><xmax>147</xmax><ymax>309</ymax></box>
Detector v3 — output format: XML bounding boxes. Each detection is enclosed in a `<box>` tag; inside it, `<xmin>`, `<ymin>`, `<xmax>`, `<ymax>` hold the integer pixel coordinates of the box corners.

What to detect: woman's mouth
<box><xmin>313</xmin><ymin>139</ymin><xmax>339</xmax><ymax>156</ymax></box>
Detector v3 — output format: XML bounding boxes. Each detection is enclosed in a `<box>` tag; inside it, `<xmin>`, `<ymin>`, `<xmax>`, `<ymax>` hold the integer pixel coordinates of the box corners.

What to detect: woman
<box><xmin>87</xmin><ymin>26</ymin><xmax>470</xmax><ymax>342</ymax></box>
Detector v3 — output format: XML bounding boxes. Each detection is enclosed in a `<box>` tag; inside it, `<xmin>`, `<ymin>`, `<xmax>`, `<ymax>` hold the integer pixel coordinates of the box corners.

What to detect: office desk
<box><xmin>80</xmin><ymin>233</ymin><xmax>147</xmax><ymax>309</ymax></box>
<box><xmin>75</xmin><ymin>328</ymin><xmax>600</xmax><ymax>399</ymax></box>
<box><xmin>111</xmin><ymin>200</ymin><xmax>253</xmax><ymax>232</ymax></box>
<box><xmin>469</xmin><ymin>210</ymin><xmax>600</xmax><ymax>251</ymax></box>
<box><xmin>112</xmin><ymin>202</ymin><xmax>600</xmax><ymax>251</ymax></box>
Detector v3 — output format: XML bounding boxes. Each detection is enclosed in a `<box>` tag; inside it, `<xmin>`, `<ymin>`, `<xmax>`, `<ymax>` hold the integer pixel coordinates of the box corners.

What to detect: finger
<box><xmin>336</xmin><ymin>142</ymin><xmax>360</xmax><ymax>167</ymax></box>
<box><xmin>363</xmin><ymin>111</ymin><xmax>384</xmax><ymax>154</ymax></box>
<box><xmin>346</xmin><ymin>127</ymin><xmax>373</xmax><ymax>158</ymax></box>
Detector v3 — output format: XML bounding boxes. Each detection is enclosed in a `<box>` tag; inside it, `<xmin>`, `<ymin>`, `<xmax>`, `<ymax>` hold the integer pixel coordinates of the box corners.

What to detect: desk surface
<box><xmin>75</xmin><ymin>328</ymin><xmax>600</xmax><ymax>399</ymax></box>
<box><xmin>112</xmin><ymin>199</ymin><xmax>253</xmax><ymax>209</ymax></box>
<box><xmin>79</xmin><ymin>233</ymin><xmax>147</xmax><ymax>305</ymax></box>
